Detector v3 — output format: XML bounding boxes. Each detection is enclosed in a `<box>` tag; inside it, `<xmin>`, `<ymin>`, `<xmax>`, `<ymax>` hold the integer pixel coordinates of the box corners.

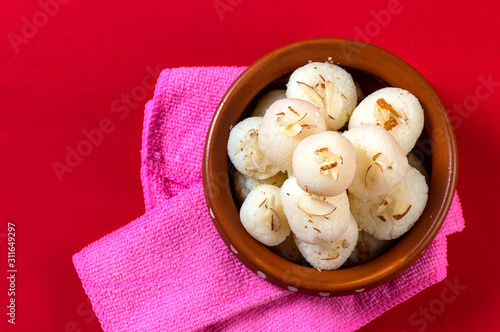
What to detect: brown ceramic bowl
<box><xmin>202</xmin><ymin>38</ymin><xmax>457</xmax><ymax>296</ymax></box>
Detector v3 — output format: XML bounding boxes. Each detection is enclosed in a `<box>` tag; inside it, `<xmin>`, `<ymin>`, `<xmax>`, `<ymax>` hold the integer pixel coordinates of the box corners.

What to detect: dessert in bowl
<box><xmin>202</xmin><ymin>38</ymin><xmax>457</xmax><ymax>296</ymax></box>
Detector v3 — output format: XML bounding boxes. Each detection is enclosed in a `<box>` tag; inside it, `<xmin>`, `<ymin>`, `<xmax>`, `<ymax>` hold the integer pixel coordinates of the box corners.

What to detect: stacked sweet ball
<box><xmin>227</xmin><ymin>61</ymin><xmax>429</xmax><ymax>271</ymax></box>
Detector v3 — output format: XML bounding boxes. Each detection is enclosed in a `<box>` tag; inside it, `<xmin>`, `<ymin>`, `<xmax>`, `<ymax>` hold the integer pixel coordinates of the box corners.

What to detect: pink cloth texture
<box><xmin>73</xmin><ymin>67</ymin><xmax>465</xmax><ymax>332</ymax></box>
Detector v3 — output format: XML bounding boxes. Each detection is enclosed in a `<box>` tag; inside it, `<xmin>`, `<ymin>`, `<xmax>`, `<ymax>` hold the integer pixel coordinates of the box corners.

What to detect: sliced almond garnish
<box><xmin>315</xmin><ymin>148</ymin><xmax>343</xmax><ymax>181</ymax></box>
<box><xmin>314</xmin><ymin>154</ymin><xmax>325</xmax><ymax>164</ymax></box>
<box><xmin>375</xmin><ymin>197</ymin><xmax>412</xmax><ymax>221</ymax></box>
<box><xmin>297</xmin><ymin>197</ymin><xmax>336</xmax><ymax>216</ymax></box>
<box><xmin>383</xmin><ymin>117</ymin><xmax>399</xmax><ymax>131</ymax></box>
<box><xmin>297</xmin><ymin>81</ymin><xmax>325</xmax><ymax>108</ymax></box>
<box><xmin>325</xmin><ymin>81</ymin><xmax>343</xmax><ymax>120</ymax></box>
<box><xmin>319</xmin><ymin>162</ymin><xmax>338</xmax><ymax>171</ymax></box>
<box><xmin>300</xmin><ymin>124</ymin><xmax>317</xmax><ymax>130</ymax></box>
<box><xmin>315</xmin><ymin>147</ymin><xmax>328</xmax><ymax>153</ymax></box>
<box><xmin>374</xmin><ymin>98</ymin><xmax>407</xmax><ymax>131</ymax></box>
<box><xmin>270</xmin><ymin>208</ymin><xmax>281</xmax><ymax>232</ymax></box>
<box><xmin>277</xmin><ymin>108</ymin><xmax>307</xmax><ymax>132</ymax></box>
<box><xmin>279</xmin><ymin>122</ymin><xmax>303</xmax><ymax>137</ymax></box>
<box><xmin>376</xmin><ymin>98</ymin><xmax>400</xmax><ymax>118</ymax></box>
<box><xmin>370</xmin><ymin>151</ymin><xmax>392</xmax><ymax>171</ymax></box>
<box><xmin>247</xmin><ymin>128</ymin><xmax>258</xmax><ymax>139</ymax></box>
<box><xmin>276</xmin><ymin>112</ymin><xmax>286</xmax><ymax>122</ymax></box>
<box><xmin>258</xmin><ymin>198</ymin><xmax>267</xmax><ymax>208</ymax></box>
<box><xmin>295</xmin><ymin>112</ymin><xmax>307</xmax><ymax>123</ymax></box>
<box><xmin>314</xmin><ymin>147</ymin><xmax>333</xmax><ymax>163</ymax></box>
<box><xmin>329</xmin><ymin>167</ymin><xmax>340</xmax><ymax>181</ymax></box>
<box><xmin>364</xmin><ymin>163</ymin><xmax>384</xmax><ymax>190</ymax></box>
<box><xmin>276</xmin><ymin>108</ymin><xmax>306</xmax><ymax>125</ymax></box>
<box><xmin>251</xmin><ymin>156</ymin><xmax>266</xmax><ymax>172</ymax></box>
<box><xmin>376</xmin><ymin>197</ymin><xmax>392</xmax><ymax>215</ymax></box>
<box><xmin>241</xmin><ymin>127</ymin><xmax>274</xmax><ymax>174</ymax></box>
<box><xmin>288</xmin><ymin>106</ymin><xmax>299</xmax><ymax>116</ymax></box>
<box><xmin>319</xmin><ymin>250</ymin><xmax>339</xmax><ymax>260</ymax></box>
<box><xmin>393</xmin><ymin>201</ymin><xmax>412</xmax><ymax>220</ymax></box>
<box><xmin>269</xmin><ymin>194</ymin><xmax>276</xmax><ymax>208</ymax></box>
<box><xmin>375</xmin><ymin>159</ymin><xmax>390</xmax><ymax>170</ymax></box>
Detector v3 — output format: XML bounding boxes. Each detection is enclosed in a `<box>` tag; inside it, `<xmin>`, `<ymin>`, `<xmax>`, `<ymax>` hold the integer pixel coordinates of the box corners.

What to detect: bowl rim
<box><xmin>203</xmin><ymin>38</ymin><xmax>457</xmax><ymax>296</ymax></box>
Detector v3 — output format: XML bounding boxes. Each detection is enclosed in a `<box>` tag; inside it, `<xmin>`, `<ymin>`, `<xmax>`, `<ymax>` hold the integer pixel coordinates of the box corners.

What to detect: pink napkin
<box><xmin>73</xmin><ymin>67</ymin><xmax>465</xmax><ymax>332</ymax></box>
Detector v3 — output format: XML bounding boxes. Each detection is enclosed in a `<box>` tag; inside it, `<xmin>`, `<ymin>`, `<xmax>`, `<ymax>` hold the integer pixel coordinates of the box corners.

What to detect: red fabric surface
<box><xmin>1</xmin><ymin>0</ymin><xmax>499</xmax><ymax>331</ymax></box>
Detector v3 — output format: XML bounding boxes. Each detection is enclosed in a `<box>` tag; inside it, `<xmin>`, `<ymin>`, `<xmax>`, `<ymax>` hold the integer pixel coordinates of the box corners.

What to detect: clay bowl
<box><xmin>202</xmin><ymin>38</ymin><xmax>457</xmax><ymax>296</ymax></box>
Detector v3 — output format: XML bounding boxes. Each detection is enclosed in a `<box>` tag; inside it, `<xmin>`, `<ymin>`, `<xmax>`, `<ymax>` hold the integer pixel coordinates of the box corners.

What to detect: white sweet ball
<box><xmin>349</xmin><ymin>166</ymin><xmax>429</xmax><ymax>240</ymax></box>
<box><xmin>258</xmin><ymin>98</ymin><xmax>327</xmax><ymax>171</ymax></box>
<box><xmin>280</xmin><ymin>176</ymin><xmax>350</xmax><ymax>245</ymax></box>
<box><xmin>292</xmin><ymin>131</ymin><xmax>356</xmax><ymax>197</ymax></box>
<box><xmin>286</xmin><ymin>62</ymin><xmax>357</xmax><ymax>131</ymax></box>
<box><xmin>348</xmin><ymin>87</ymin><xmax>424</xmax><ymax>154</ymax></box>
<box><xmin>343</xmin><ymin>124</ymin><xmax>408</xmax><ymax>199</ymax></box>
<box><xmin>232</xmin><ymin>170</ymin><xmax>288</xmax><ymax>204</ymax></box>
<box><xmin>240</xmin><ymin>184</ymin><xmax>291</xmax><ymax>246</ymax></box>
<box><xmin>227</xmin><ymin>117</ymin><xmax>281</xmax><ymax>179</ymax></box>
<box><xmin>251</xmin><ymin>90</ymin><xmax>287</xmax><ymax>117</ymax></box>
<box><xmin>345</xmin><ymin>230</ymin><xmax>393</xmax><ymax>266</ymax></box>
<box><xmin>294</xmin><ymin>213</ymin><xmax>358</xmax><ymax>271</ymax></box>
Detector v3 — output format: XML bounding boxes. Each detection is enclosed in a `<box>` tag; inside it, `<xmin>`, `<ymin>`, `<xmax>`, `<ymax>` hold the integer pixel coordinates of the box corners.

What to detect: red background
<box><xmin>1</xmin><ymin>0</ymin><xmax>499</xmax><ymax>331</ymax></box>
